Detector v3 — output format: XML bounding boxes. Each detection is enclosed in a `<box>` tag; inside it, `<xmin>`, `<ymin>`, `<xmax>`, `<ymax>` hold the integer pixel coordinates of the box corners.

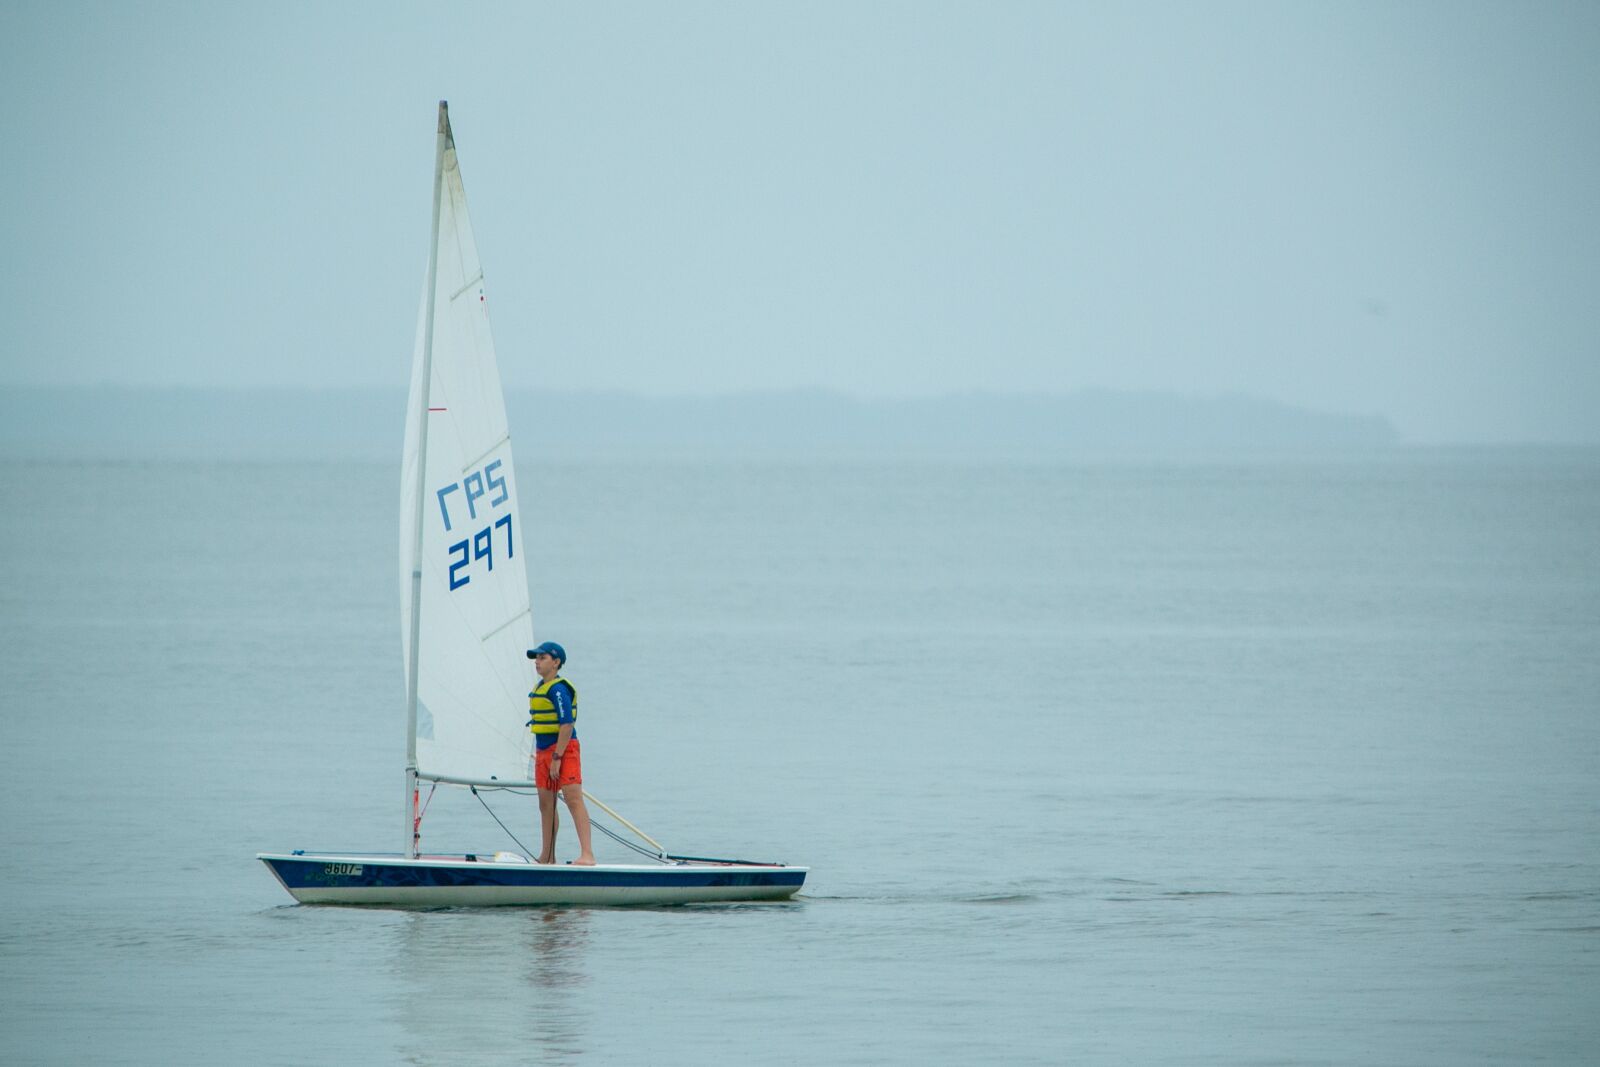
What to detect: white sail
<box><xmin>400</xmin><ymin>105</ymin><xmax>534</xmax><ymax>786</ymax></box>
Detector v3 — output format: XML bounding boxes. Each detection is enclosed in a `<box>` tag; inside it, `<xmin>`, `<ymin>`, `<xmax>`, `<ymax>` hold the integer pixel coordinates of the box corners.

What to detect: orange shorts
<box><xmin>534</xmin><ymin>738</ymin><xmax>582</xmax><ymax>791</ymax></box>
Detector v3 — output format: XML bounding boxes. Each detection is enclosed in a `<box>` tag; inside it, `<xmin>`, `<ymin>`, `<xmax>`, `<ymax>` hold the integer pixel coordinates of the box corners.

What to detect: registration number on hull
<box><xmin>323</xmin><ymin>863</ymin><xmax>364</xmax><ymax>876</ymax></box>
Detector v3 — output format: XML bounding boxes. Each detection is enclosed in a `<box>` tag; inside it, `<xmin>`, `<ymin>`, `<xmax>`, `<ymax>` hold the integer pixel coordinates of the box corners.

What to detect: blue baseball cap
<box><xmin>527</xmin><ymin>641</ymin><xmax>566</xmax><ymax>664</ymax></box>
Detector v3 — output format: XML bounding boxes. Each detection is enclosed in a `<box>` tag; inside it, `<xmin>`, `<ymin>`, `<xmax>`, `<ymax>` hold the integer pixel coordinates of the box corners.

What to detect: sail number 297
<box><xmin>435</xmin><ymin>459</ymin><xmax>513</xmax><ymax>591</ymax></box>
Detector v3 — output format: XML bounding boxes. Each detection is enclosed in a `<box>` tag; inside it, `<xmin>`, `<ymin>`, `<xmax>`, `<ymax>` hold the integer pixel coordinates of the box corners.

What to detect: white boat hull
<box><xmin>259</xmin><ymin>852</ymin><xmax>806</xmax><ymax>907</ymax></box>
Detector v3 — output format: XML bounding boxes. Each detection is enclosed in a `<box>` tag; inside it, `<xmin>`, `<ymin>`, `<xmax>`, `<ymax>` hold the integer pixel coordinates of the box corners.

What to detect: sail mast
<box><xmin>404</xmin><ymin>100</ymin><xmax>451</xmax><ymax>858</ymax></box>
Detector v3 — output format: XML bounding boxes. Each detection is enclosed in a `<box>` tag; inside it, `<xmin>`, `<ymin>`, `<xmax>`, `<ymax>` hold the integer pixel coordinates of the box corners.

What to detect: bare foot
<box><xmin>572</xmin><ymin>855</ymin><xmax>597</xmax><ymax>866</ymax></box>
<box><xmin>536</xmin><ymin>855</ymin><xmax>554</xmax><ymax>865</ymax></box>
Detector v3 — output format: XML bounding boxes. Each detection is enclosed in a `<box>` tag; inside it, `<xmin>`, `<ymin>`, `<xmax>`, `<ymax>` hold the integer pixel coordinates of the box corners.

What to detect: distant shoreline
<box><xmin>0</xmin><ymin>384</ymin><xmax>1535</xmax><ymax>462</ymax></box>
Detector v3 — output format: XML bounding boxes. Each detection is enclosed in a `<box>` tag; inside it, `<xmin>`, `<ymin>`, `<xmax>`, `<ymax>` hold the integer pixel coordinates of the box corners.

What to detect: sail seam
<box><xmin>450</xmin><ymin>270</ymin><xmax>485</xmax><ymax>301</ymax></box>
<box><xmin>462</xmin><ymin>434</ymin><xmax>511</xmax><ymax>474</ymax></box>
<box><xmin>483</xmin><ymin>607</ymin><xmax>532</xmax><ymax>643</ymax></box>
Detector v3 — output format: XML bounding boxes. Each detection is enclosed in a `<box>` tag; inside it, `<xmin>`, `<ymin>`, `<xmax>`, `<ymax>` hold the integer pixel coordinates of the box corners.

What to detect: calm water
<box><xmin>1</xmin><ymin>452</ymin><xmax>1597</xmax><ymax>1064</ymax></box>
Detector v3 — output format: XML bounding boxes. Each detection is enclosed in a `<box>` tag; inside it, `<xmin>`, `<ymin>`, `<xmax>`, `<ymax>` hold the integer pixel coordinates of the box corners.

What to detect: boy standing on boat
<box><xmin>527</xmin><ymin>641</ymin><xmax>596</xmax><ymax>865</ymax></box>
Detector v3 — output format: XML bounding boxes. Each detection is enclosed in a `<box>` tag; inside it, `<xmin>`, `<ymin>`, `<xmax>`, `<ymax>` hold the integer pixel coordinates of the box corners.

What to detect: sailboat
<box><xmin>258</xmin><ymin>102</ymin><xmax>806</xmax><ymax>906</ymax></box>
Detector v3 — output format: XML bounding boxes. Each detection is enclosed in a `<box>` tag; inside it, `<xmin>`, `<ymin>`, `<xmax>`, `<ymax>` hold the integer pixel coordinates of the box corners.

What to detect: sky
<box><xmin>1</xmin><ymin>1</ymin><xmax>1596</xmax><ymax>443</ymax></box>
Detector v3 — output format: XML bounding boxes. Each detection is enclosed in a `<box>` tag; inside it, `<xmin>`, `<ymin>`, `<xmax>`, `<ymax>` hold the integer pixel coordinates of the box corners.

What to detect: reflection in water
<box><xmin>523</xmin><ymin>909</ymin><xmax>591</xmax><ymax>1060</ymax></box>
<box><xmin>391</xmin><ymin>908</ymin><xmax>594</xmax><ymax>1064</ymax></box>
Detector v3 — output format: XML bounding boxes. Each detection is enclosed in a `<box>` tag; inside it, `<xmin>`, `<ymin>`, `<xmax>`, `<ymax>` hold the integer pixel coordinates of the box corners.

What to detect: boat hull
<box><xmin>258</xmin><ymin>853</ymin><xmax>806</xmax><ymax>907</ymax></box>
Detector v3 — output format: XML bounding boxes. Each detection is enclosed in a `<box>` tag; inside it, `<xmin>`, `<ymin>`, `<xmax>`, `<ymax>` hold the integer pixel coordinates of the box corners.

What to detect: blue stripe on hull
<box><xmin>258</xmin><ymin>854</ymin><xmax>805</xmax><ymax>906</ymax></box>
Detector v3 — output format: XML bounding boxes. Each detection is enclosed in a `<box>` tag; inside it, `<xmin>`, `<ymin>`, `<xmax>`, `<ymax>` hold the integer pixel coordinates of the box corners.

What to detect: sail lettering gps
<box><xmin>435</xmin><ymin>458</ymin><xmax>512</xmax><ymax>590</ymax></box>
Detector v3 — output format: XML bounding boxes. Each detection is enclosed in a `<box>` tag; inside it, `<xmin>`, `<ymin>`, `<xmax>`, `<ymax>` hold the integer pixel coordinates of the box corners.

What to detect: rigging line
<box><xmin>591</xmin><ymin>821</ymin><xmax>670</xmax><ymax>863</ymax></box>
<box><xmin>470</xmin><ymin>786</ymin><xmax>535</xmax><ymax>857</ymax></box>
<box><xmin>582</xmin><ymin>790</ymin><xmax>666</xmax><ymax>853</ymax></box>
<box><xmin>419</xmin><ymin>782</ymin><xmax>438</xmax><ymax>822</ymax></box>
<box><xmin>469</xmin><ymin>786</ymin><xmax>670</xmax><ymax>864</ymax></box>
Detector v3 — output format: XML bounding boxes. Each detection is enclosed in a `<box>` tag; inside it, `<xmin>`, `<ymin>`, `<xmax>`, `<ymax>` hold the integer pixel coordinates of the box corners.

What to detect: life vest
<box><xmin>528</xmin><ymin>676</ymin><xmax>578</xmax><ymax>739</ymax></box>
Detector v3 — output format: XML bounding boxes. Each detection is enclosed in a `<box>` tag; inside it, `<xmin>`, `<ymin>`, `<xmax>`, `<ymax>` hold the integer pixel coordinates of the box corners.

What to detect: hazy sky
<box><xmin>2</xmin><ymin>1</ymin><xmax>1596</xmax><ymax>442</ymax></box>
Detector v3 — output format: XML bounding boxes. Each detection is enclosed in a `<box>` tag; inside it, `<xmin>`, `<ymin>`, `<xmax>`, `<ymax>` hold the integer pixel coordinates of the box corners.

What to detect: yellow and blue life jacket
<box><xmin>528</xmin><ymin>677</ymin><xmax>577</xmax><ymax>751</ymax></box>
